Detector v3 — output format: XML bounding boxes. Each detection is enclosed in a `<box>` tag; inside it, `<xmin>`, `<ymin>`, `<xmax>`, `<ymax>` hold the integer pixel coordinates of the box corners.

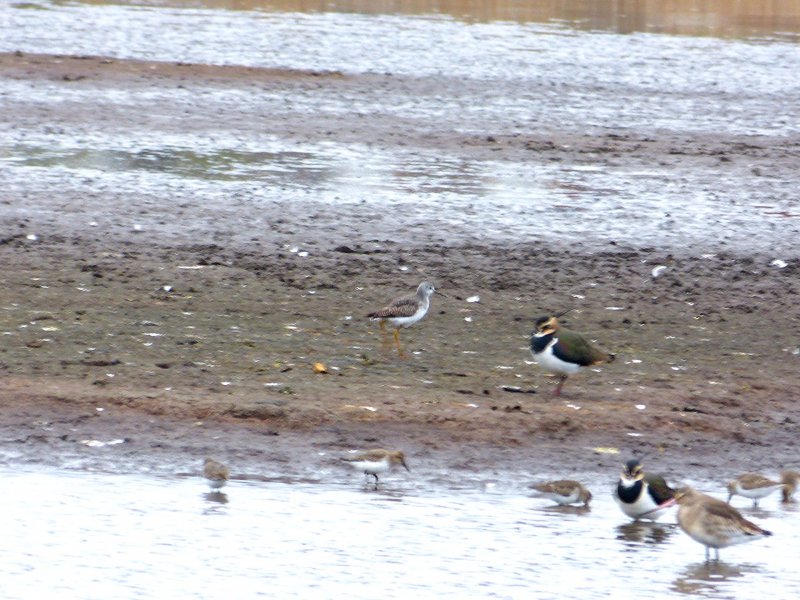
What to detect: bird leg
<box><xmin>377</xmin><ymin>321</ymin><xmax>394</xmax><ymax>352</ymax></box>
<box><xmin>554</xmin><ymin>375</ymin><xmax>568</xmax><ymax>397</ymax></box>
<box><xmin>393</xmin><ymin>328</ymin><xmax>406</xmax><ymax>358</ymax></box>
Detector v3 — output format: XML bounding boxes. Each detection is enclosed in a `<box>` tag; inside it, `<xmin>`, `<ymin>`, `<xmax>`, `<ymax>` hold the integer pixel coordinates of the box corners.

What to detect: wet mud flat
<box><xmin>0</xmin><ymin>53</ymin><xmax>799</xmax><ymax>480</ymax></box>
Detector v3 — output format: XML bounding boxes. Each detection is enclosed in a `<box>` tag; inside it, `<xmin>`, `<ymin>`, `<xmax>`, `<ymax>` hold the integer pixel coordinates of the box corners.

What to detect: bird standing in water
<box><xmin>781</xmin><ymin>470</ymin><xmax>800</xmax><ymax>502</ymax></box>
<box><xmin>341</xmin><ymin>449</ymin><xmax>410</xmax><ymax>489</ymax></box>
<box><xmin>674</xmin><ymin>486</ymin><xmax>773</xmax><ymax>561</ymax></box>
<box><xmin>614</xmin><ymin>457</ymin><xmax>676</xmax><ymax>521</ymax></box>
<box><xmin>726</xmin><ymin>473</ymin><xmax>784</xmax><ymax>507</ymax></box>
<box><xmin>203</xmin><ymin>457</ymin><xmax>230</xmax><ymax>492</ymax></box>
<box><xmin>530</xmin><ymin>311</ymin><xmax>614</xmax><ymax>396</ymax></box>
<box><xmin>531</xmin><ymin>479</ymin><xmax>593</xmax><ymax>507</ymax></box>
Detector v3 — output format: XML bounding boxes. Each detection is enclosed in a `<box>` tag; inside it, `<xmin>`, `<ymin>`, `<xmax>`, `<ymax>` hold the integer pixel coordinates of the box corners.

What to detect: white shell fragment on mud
<box><xmin>651</xmin><ymin>265</ymin><xmax>667</xmax><ymax>278</ymax></box>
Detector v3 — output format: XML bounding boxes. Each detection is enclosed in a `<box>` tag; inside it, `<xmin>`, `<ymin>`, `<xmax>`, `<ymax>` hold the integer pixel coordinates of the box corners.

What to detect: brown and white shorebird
<box><xmin>781</xmin><ymin>470</ymin><xmax>800</xmax><ymax>502</ymax></box>
<box><xmin>531</xmin><ymin>480</ymin><xmax>592</xmax><ymax>507</ymax></box>
<box><xmin>203</xmin><ymin>457</ymin><xmax>230</xmax><ymax>491</ymax></box>
<box><xmin>367</xmin><ymin>281</ymin><xmax>445</xmax><ymax>355</ymax></box>
<box><xmin>674</xmin><ymin>486</ymin><xmax>773</xmax><ymax>561</ymax></box>
<box><xmin>341</xmin><ymin>448</ymin><xmax>410</xmax><ymax>488</ymax></box>
<box><xmin>726</xmin><ymin>473</ymin><xmax>784</xmax><ymax>507</ymax></box>
<box><xmin>529</xmin><ymin>312</ymin><xmax>614</xmax><ymax>396</ymax></box>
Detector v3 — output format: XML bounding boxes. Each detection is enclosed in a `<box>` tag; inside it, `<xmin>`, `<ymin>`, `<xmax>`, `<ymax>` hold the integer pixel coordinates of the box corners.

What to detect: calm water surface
<box><xmin>2</xmin><ymin>466</ymin><xmax>797</xmax><ymax>599</ymax></box>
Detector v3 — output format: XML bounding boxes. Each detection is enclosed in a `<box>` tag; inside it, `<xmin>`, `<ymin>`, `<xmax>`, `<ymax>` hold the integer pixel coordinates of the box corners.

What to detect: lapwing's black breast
<box><xmin>530</xmin><ymin>333</ymin><xmax>553</xmax><ymax>355</ymax></box>
<box><xmin>616</xmin><ymin>480</ymin><xmax>643</xmax><ymax>504</ymax></box>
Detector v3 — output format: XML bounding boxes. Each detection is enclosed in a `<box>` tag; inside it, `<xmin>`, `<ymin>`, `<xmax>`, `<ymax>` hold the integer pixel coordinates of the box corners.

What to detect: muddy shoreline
<box><xmin>1</xmin><ymin>52</ymin><xmax>799</xmax><ymax>482</ymax></box>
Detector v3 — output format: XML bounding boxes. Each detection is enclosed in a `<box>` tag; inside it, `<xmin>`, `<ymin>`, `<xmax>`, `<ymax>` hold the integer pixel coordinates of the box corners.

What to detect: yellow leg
<box><xmin>376</xmin><ymin>320</ymin><xmax>394</xmax><ymax>353</ymax></box>
<box><xmin>393</xmin><ymin>328</ymin><xmax>406</xmax><ymax>357</ymax></box>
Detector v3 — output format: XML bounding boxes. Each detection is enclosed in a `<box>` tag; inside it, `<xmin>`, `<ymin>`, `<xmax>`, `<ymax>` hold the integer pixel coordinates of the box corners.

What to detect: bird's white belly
<box><xmin>734</xmin><ymin>483</ymin><xmax>783</xmax><ymax>499</ymax></box>
<box><xmin>691</xmin><ymin>521</ymin><xmax>751</xmax><ymax>549</ymax></box>
<box><xmin>541</xmin><ymin>490</ymin><xmax>580</xmax><ymax>505</ymax></box>
<box><xmin>534</xmin><ymin>339</ymin><xmax>582</xmax><ymax>376</ymax></box>
<box><xmin>348</xmin><ymin>458</ymin><xmax>390</xmax><ymax>474</ymax></box>
<box><xmin>387</xmin><ymin>304</ymin><xmax>428</xmax><ymax>329</ymax></box>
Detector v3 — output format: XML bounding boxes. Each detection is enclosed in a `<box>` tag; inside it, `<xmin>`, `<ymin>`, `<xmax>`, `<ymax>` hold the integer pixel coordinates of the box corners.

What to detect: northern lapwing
<box><xmin>675</xmin><ymin>486</ymin><xmax>773</xmax><ymax>561</ymax></box>
<box><xmin>726</xmin><ymin>473</ymin><xmax>784</xmax><ymax>507</ymax></box>
<box><xmin>367</xmin><ymin>281</ymin><xmax>445</xmax><ymax>355</ymax></box>
<box><xmin>614</xmin><ymin>457</ymin><xmax>675</xmax><ymax>521</ymax></box>
<box><xmin>529</xmin><ymin>311</ymin><xmax>614</xmax><ymax>396</ymax></box>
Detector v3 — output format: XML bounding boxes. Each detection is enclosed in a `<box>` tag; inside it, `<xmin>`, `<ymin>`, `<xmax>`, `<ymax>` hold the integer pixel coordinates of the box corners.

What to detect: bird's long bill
<box><xmin>435</xmin><ymin>290</ymin><xmax>449</xmax><ymax>298</ymax></box>
<box><xmin>555</xmin><ymin>307</ymin><xmax>574</xmax><ymax>318</ymax></box>
<box><xmin>402</xmin><ymin>459</ymin><xmax>411</xmax><ymax>472</ymax></box>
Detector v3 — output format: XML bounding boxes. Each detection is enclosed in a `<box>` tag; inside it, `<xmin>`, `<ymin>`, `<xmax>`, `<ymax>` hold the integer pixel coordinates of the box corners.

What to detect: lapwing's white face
<box><xmin>535</xmin><ymin>316</ymin><xmax>558</xmax><ymax>335</ymax></box>
<box><xmin>620</xmin><ymin>463</ymin><xmax>645</xmax><ymax>485</ymax></box>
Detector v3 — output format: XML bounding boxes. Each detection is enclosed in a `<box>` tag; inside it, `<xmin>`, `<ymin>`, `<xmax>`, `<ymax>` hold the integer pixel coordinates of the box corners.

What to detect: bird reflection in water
<box><xmin>202</xmin><ymin>490</ymin><xmax>229</xmax><ymax>514</ymax></box>
<box><xmin>540</xmin><ymin>504</ymin><xmax>592</xmax><ymax>516</ymax></box>
<box><xmin>204</xmin><ymin>491</ymin><xmax>229</xmax><ymax>504</ymax></box>
<box><xmin>615</xmin><ymin>521</ymin><xmax>674</xmax><ymax>546</ymax></box>
<box><xmin>671</xmin><ymin>561</ymin><xmax>758</xmax><ymax>596</ymax></box>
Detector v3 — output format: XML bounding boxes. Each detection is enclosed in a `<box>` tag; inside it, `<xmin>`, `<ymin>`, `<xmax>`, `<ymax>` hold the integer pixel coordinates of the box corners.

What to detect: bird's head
<box><xmin>533</xmin><ymin>315</ymin><xmax>559</xmax><ymax>335</ymax></box>
<box><xmin>673</xmin><ymin>486</ymin><xmax>699</xmax><ymax>504</ymax></box>
<box><xmin>620</xmin><ymin>458</ymin><xmax>645</xmax><ymax>482</ymax></box>
<box><xmin>725</xmin><ymin>480</ymin><xmax>737</xmax><ymax>502</ymax></box>
<box><xmin>534</xmin><ymin>308</ymin><xmax>572</xmax><ymax>335</ymax></box>
<box><xmin>391</xmin><ymin>451</ymin><xmax>410</xmax><ymax>471</ymax></box>
<box><xmin>418</xmin><ymin>281</ymin><xmax>447</xmax><ymax>299</ymax></box>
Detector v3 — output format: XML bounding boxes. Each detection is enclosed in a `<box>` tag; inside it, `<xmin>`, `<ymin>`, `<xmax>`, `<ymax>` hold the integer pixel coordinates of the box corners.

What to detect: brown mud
<box><xmin>1</xmin><ymin>52</ymin><xmax>798</xmax><ymax>483</ymax></box>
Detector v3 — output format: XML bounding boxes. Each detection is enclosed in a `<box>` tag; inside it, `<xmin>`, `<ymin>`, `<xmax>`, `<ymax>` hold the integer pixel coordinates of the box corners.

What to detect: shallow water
<box><xmin>2</xmin><ymin>1</ymin><xmax>800</xmax><ymax>253</ymax></box>
<box><xmin>2</xmin><ymin>466</ymin><xmax>797</xmax><ymax>599</ymax></box>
